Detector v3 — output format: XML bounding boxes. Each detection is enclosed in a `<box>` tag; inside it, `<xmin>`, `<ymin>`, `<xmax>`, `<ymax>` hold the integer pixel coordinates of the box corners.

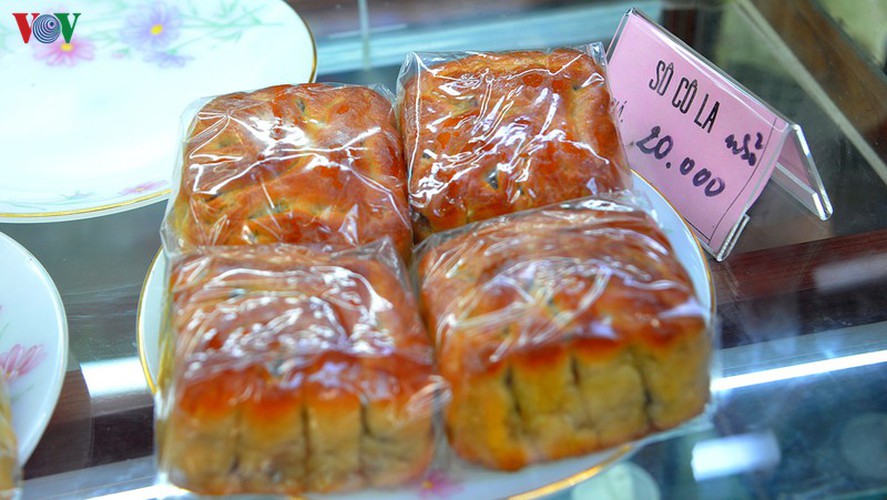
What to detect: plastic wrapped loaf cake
<box><xmin>0</xmin><ymin>379</ymin><xmax>18</xmax><ymax>497</ymax></box>
<box><xmin>399</xmin><ymin>45</ymin><xmax>631</xmax><ymax>240</ymax></box>
<box><xmin>416</xmin><ymin>197</ymin><xmax>710</xmax><ymax>470</ymax></box>
<box><xmin>157</xmin><ymin>241</ymin><xmax>438</xmax><ymax>495</ymax></box>
<box><xmin>163</xmin><ymin>83</ymin><xmax>412</xmax><ymax>259</ymax></box>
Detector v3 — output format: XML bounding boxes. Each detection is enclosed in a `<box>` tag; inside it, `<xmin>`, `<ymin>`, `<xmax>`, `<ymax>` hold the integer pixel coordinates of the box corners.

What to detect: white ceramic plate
<box><xmin>0</xmin><ymin>0</ymin><xmax>316</xmax><ymax>222</ymax></box>
<box><xmin>0</xmin><ymin>232</ymin><xmax>68</xmax><ymax>463</ymax></box>
<box><xmin>136</xmin><ymin>171</ymin><xmax>713</xmax><ymax>498</ymax></box>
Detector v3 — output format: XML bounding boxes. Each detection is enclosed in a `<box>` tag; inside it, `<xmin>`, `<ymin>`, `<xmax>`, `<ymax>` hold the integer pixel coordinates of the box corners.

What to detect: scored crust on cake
<box><xmin>158</xmin><ymin>242</ymin><xmax>437</xmax><ymax>495</ymax></box>
<box><xmin>400</xmin><ymin>49</ymin><xmax>631</xmax><ymax>240</ymax></box>
<box><xmin>416</xmin><ymin>199</ymin><xmax>710</xmax><ymax>470</ymax></box>
<box><xmin>164</xmin><ymin>84</ymin><xmax>412</xmax><ymax>259</ymax></box>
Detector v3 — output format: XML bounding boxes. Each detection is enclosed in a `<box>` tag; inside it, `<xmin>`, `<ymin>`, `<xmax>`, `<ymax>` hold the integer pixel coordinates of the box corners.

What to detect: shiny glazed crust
<box><xmin>401</xmin><ymin>50</ymin><xmax>630</xmax><ymax>240</ymax></box>
<box><xmin>417</xmin><ymin>204</ymin><xmax>709</xmax><ymax>470</ymax></box>
<box><xmin>160</xmin><ymin>244</ymin><xmax>435</xmax><ymax>494</ymax></box>
<box><xmin>167</xmin><ymin>84</ymin><xmax>412</xmax><ymax>258</ymax></box>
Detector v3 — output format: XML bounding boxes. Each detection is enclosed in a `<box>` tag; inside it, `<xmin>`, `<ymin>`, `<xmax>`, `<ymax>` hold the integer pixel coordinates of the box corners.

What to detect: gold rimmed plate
<box><xmin>0</xmin><ymin>0</ymin><xmax>316</xmax><ymax>222</ymax></box>
<box><xmin>0</xmin><ymin>232</ymin><xmax>68</xmax><ymax>463</ymax></box>
<box><xmin>135</xmin><ymin>170</ymin><xmax>714</xmax><ymax>499</ymax></box>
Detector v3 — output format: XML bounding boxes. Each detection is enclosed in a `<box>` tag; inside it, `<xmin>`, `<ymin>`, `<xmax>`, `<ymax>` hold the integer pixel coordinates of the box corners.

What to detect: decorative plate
<box><xmin>136</xmin><ymin>171</ymin><xmax>713</xmax><ymax>498</ymax></box>
<box><xmin>0</xmin><ymin>232</ymin><xmax>68</xmax><ymax>463</ymax></box>
<box><xmin>0</xmin><ymin>0</ymin><xmax>316</xmax><ymax>222</ymax></box>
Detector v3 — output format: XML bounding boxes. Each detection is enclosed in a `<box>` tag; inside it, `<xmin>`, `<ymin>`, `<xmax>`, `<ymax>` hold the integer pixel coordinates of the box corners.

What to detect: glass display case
<box><xmin>3</xmin><ymin>0</ymin><xmax>886</xmax><ymax>498</ymax></box>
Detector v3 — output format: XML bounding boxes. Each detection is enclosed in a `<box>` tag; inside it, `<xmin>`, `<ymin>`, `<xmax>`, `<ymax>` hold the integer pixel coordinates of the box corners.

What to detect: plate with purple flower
<box><xmin>0</xmin><ymin>0</ymin><xmax>316</xmax><ymax>222</ymax></box>
<box><xmin>0</xmin><ymin>232</ymin><xmax>68</xmax><ymax>463</ymax></box>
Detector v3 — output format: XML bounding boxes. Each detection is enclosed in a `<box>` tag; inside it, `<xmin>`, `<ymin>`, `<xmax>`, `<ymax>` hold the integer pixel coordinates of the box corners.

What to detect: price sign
<box><xmin>607</xmin><ymin>9</ymin><xmax>831</xmax><ymax>260</ymax></box>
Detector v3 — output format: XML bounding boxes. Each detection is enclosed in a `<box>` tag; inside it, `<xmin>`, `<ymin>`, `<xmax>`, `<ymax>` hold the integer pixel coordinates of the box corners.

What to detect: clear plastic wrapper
<box><xmin>161</xmin><ymin>83</ymin><xmax>412</xmax><ymax>259</ymax></box>
<box><xmin>414</xmin><ymin>195</ymin><xmax>712</xmax><ymax>471</ymax></box>
<box><xmin>398</xmin><ymin>44</ymin><xmax>631</xmax><ymax>240</ymax></box>
<box><xmin>0</xmin><ymin>379</ymin><xmax>18</xmax><ymax>499</ymax></box>
<box><xmin>156</xmin><ymin>239</ymin><xmax>440</xmax><ymax>495</ymax></box>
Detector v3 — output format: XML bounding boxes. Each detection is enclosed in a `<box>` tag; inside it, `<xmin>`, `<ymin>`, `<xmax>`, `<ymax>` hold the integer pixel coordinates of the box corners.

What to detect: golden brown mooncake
<box><xmin>165</xmin><ymin>84</ymin><xmax>412</xmax><ymax>259</ymax></box>
<box><xmin>400</xmin><ymin>49</ymin><xmax>630</xmax><ymax>240</ymax></box>
<box><xmin>416</xmin><ymin>199</ymin><xmax>710</xmax><ymax>470</ymax></box>
<box><xmin>158</xmin><ymin>242</ymin><xmax>436</xmax><ymax>495</ymax></box>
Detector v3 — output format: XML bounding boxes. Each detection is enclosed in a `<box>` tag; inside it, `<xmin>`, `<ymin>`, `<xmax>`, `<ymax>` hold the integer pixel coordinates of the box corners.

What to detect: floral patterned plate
<box><xmin>0</xmin><ymin>232</ymin><xmax>68</xmax><ymax>463</ymax></box>
<box><xmin>0</xmin><ymin>0</ymin><xmax>316</xmax><ymax>222</ymax></box>
<box><xmin>136</xmin><ymin>172</ymin><xmax>714</xmax><ymax>498</ymax></box>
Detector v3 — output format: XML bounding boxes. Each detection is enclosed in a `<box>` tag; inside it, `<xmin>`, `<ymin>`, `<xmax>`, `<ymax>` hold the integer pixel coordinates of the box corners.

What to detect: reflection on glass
<box><xmin>692</xmin><ymin>431</ymin><xmax>781</xmax><ymax>481</ymax></box>
<box><xmin>80</xmin><ymin>357</ymin><xmax>148</xmax><ymax>399</ymax></box>
<box><xmin>713</xmin><ymin>349</ymin><xmax>887</xmax><ymax>392</ymax></box>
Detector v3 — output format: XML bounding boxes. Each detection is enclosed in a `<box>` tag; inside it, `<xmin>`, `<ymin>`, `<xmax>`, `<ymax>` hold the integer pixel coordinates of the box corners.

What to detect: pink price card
<box><xmin>608</xmin><ymin>10</ymin><xmax>796</xmax><ymax>259</ymax></box>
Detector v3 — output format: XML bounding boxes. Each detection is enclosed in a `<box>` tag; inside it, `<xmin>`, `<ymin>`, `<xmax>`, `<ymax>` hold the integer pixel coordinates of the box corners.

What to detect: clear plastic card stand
<box><xmin>607</xmin><ymin>8</ymin><xmax>832</xmax><ymax>261</ymax></box>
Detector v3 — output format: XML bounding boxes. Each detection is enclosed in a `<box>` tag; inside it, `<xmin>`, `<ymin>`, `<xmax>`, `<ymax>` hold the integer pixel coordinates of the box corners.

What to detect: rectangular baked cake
<box><xmin>164</xmin><ymin>83</ymin><xmax>412</xmax><ymax>259</ymax></box>
<box><xmin>416</xmin><ymin>198</ymin><xmax>710</xmax><ymax>470</ymax></box>
<box><xmin>399</xmin><ymin>47</ymin><xmax>630</xmax><ymax>240</ymax></box>
<box><xmin>157</xmin><ymin>241</ymin><xmax>437</xmax><ymax>494</ymax></box>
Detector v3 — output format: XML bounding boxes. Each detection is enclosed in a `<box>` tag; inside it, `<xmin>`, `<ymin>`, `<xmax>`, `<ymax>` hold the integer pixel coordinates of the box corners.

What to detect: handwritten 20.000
<box><xmin>636</xmin><ymin>125</ymin><xmax>726</xmax><ymax>198</ymax></box>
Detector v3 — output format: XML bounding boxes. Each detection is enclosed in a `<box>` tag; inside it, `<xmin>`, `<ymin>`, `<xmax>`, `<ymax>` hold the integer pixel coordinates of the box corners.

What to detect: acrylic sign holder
<box><xmin>607</xmin><ymin>9</ymin><xmax>832</xmax><ymax>261</ymax></box>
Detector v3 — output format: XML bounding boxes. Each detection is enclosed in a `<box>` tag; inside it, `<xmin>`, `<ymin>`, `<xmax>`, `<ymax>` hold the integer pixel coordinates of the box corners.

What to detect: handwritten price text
<box><xmin>637</xmin><ymin>125</ymin><xmax>726</xmax><ymax>198</ymax></box>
